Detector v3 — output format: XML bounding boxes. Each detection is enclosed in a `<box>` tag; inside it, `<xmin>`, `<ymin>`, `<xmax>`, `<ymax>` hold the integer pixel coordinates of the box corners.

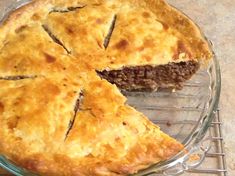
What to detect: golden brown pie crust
<box><xmin>0</xmin><ymin>0</ymin><xmax>212</xmax><ymax>175</ymax></box>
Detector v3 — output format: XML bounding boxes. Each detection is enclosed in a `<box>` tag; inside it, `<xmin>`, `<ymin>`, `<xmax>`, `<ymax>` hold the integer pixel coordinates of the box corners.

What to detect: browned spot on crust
<box><xmin>92</xmin><ymin>3</ymin><xmax>102</xmax><ymax>6</ymax></box>
<box><xmin>197</xmin><ymin>40</ymin><xmax>208</xmax><ymax>53</ymax></box>
<box><xmin>138</xmin><ymin>46</ymin><xmax>145</xmax><ymax>51</ymax></box>
<box><xmin>176</xmin><ymin>18</ymin><xmax>184</xmax><ymax>25</ymax></box>
<box><xmin>47</xmin><ymin>83</ymin><xmax>61</xmax><ymax>95</ymax></box>
<box><xmin>80</xmin><ymin>28</ymin><xmax>88</xmax><ymax>36</ymax></box>
<box><xmin>66</xmin><ymin>27</ymin><xmax>75</xmax><ymax>35</ymax></box>
<box><xmin>176</xmin><ymin>17</ymin><xmax>189</xmax><ymax>27</ymax></box>
<box><xmin>7</xmin><ymin>116</ymin><xmax>20</xmax><ymax>129</ymax></box>
<box><xmin>144</xmin><ymin>55</ymin><xmax>152</xmax><ymax>61</ymax></box>
<box><xmin>13</xmin><ymin>99</ymin><xmax>21</xmax><ymax>106</ymax></box>
<box><xmin>15</xmin><ymin>25</ymin><xmax>28</xmax><ymax>33</ymax></box>
<box><xmin>173</xmin><ymin>41</ymin><xmax>192</xmax><ymax>60</ymax></box>
<box><xmin>31</xmin><ymin>13</ymin><xmax>40</xmax><ymax>21</ymax></box>
<box><xmin>178</xmin><ymin>41</ymin><xmax>187</xmax><ymax>52</ymax></box>
<box><xmin>115</xmin><ymin>39</ymin><xmax>129</xmax><ymax>50</ymax></box>
<box><xmin>162</xmin><ymin>23</ymin><xmax>169</xmax><ymax>30</ymax></box>
<box><xmin>172</xmin><ymin>52</ymin><xmax>179</xmax><ymax>60</ymax></box>
<box><xmin>161</xmin><ymin>11</ymin><xmax>167</xmax><ymax>16</ymax></box>
<box><xmin>44</xmin><ymin>53</ymin><xmax>56</xmax><ymax>63</ymax></box>
<box><xmin>158</xmin><ymin>20</ymin><xmax>169</xmax><ymax>30</ymax></box>
<box><xmin>19</xmin><ymin>34</ymin><xmax>26</xmax><ymax>40</ymax></box>
<box><xmin>130</xmin><ymin>18</ymin><xmax>139</xmax><ymax>24</ymax></box>
<box><xmin>22</xmin><ymin>159</ymin><xmax>42</xmax><ymax>171</ymax></box>
<box><xmin>37</xmin><ymin>43</ymin><xmax>44</xmax><ymax>49</ymax></box>
<box><xmin>143</xmin><ymin>39</ymin><xmax>155</xmax><ymax>48</ymax></box>
<box><xmin>111</xmin><ymin>4</ymin><xmax>117</xmax><ymax>8</ymax></box>
<box><xmin>115</xmin><ymin>137</ymin><xmax>121</xmax><ymax>142</ymax></box>
<box><xmin>96</xmin><ymin>18</ymin><xmax>103</xmax><ymax>24</ymax></box>
<box><xmin>0</xmin><ymin>102</ymin><xmax>4</xmax><ymax>114</ymax></box>
<box><xmin>142</xmin><ymin>11</ymin><xmax>151</xmax><ymax>18</ymax></box>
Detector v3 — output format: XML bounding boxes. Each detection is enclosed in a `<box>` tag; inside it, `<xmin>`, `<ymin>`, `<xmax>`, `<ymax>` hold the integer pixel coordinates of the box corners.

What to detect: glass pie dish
<box><xmin>0</xmin><ymin>0</ymin><xmax>221</xmax><ymax>175</ymax></box>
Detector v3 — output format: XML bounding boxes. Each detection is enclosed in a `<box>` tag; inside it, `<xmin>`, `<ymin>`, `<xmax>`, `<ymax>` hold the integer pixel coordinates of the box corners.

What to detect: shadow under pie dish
<box><xmin>0</xmin><ymin>0</ymin><xmax>213</xmax><ymax>175</ymax></box>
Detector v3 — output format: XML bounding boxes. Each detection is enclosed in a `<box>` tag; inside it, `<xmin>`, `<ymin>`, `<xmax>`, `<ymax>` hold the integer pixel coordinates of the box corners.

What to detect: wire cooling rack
<box><xmin>136</xmin><ymin>108</ymin><xmax>227</xmax><ymax>176</ymax></box>
<box><xmin>185</xmin><ymin>109</ymin><xmax>227</xmax><ymax>176</ymax></box>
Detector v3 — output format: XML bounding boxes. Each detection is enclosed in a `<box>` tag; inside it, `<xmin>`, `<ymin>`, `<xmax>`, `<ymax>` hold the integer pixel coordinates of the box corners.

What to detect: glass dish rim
<box><xmin>0</xmin><ymin>0</ymin><xmax>221</xmax><ymax>175</ymax></box>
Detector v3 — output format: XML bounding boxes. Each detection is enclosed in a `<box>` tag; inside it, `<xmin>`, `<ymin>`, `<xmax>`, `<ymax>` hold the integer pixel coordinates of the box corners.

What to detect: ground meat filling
<box><xmin>97</xmin><ymin>61</ymin><xmax>200</xmax><ymax>91</ymax></box>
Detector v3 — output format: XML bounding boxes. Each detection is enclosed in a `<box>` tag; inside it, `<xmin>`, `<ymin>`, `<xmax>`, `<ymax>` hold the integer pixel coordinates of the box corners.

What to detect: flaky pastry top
<box><xmin>0</xmin><ymin>0</ymin><xmax>212</xmax><ymax>175</ymax></box>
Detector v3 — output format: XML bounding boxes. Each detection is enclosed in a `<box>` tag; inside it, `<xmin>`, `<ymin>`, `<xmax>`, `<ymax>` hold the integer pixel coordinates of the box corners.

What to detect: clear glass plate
<box><xmin>0</xmin><ymin>0</ymin><xmax>221</xmax><ymax>175</ymax></box>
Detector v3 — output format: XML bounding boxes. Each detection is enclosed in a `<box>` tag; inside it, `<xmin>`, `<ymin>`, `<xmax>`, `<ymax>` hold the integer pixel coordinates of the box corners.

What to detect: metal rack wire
<box><xmin>185</xmin><ymin>109</ymin><xmax>227</xmax><ymax>176</ymax></box>
<box><xmin>139</xmin><ymin>109</ymin><xmax>227</xmax><ymax>176</ymax></box>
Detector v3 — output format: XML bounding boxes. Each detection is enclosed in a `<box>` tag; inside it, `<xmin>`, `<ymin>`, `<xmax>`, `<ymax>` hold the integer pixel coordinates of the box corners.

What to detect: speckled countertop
<box><xmin>168</xmin><ymin>0</ymin><xmax>235</xmax><ymax>175</ymax></box>
<box><xmin>0</xmin><ymin>0</ymin><xmax>234</xmax><ymax>175</ymax></box>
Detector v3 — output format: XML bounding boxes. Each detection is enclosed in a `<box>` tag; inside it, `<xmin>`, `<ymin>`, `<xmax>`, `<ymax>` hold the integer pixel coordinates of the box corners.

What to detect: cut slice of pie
<box><xmin>0</xmin><ymin>0</ymin><xmax>212</xmax><ymax>175</ymax></box>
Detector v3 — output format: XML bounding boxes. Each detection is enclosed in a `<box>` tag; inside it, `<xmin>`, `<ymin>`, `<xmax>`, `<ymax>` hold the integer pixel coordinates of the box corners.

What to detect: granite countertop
<box><xmin>0</xmin><ymin>0</ymin><xmax>234</xmax><ymax>175</ymax></box>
